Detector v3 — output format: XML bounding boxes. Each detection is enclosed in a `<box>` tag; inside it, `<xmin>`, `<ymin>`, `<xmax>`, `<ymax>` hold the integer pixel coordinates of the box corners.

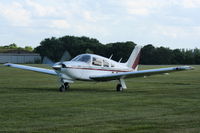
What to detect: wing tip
<box><xmin>4</xmin><ymin>63</ymin><xmax>12</xmax><ymax>67</ymax></box>
<box><xmin>176</xmin><ymin>66</ymin><xmax>194</xmax><ymax>70</ymax></box>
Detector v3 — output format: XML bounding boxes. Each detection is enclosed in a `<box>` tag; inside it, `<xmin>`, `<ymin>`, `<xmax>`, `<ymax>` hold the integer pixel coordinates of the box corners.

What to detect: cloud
<box><xmin>152</xmin><ymin>24</ymin><xmax>200</xmax><ymax>41</ymax></box>
<box><xmin>155</xmin><ymin>25</ymin><xmax>180</xmax><ymax>38</ymax></box>
<box><xmin>82</xmin><ymin>11</ymin><xmax>97</xmax><ymax>22</ymax></box>
<box><xmin>113</xmin><ymin>0</ymin><xmax>200</xmax><ymax>16</ymax></box>
<box><xmin>0</xmin><ymin>0</ymin><xmax>199</xmax><ymax>49</ymax></box>
<box><xmin>127</xmin><ymin>8</ymin><xmax>150</xmax><ymax>16</ymax></box>
<box><xmin>181</xmin><ymin>0</ymin><xmax>200</xmax><ymax>8</ymax></box>
<box><xmin>49</xmin><ymin>20</ymin><xmax>70</xmax><ymax>29</ymax></box>
<box><xmin>113</xmin><ymin>0</ymin><xmax>167</xmax><ymax>16</ymax></box>
<box><xmin>0</xmin><ymin>2</ymin><xmax>31</xmax><ymax>26</ymax></box>
<box><xmin>25</xmin><ymin>0</ymin><xmax>57</xmax><ymax>17</ymax></box>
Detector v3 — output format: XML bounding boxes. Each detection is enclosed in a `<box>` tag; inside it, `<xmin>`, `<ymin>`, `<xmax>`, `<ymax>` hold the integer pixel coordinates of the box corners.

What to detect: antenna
<box><xmin>109</xmin><ymin>54</ymin><xmax>113</xmax><ymax>59</ymax></box>
<box><xmin>118</xmin><ymin>58</ymin><xmax>122</xmax><ymax>63</ymax></box>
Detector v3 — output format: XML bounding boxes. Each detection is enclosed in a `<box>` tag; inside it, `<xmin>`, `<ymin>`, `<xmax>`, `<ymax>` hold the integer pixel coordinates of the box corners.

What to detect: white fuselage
<box><xmin>53</xmin><ymin>54</ymin><xmax>134</xmax><ymax>81</ymax></box>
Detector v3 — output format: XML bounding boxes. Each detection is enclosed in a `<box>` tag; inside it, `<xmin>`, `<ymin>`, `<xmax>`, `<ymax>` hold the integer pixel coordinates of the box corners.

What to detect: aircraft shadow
<box><xmin>69</xmin><ymin>87</ymin><xmax>114</xmax><ymax>93</ymax></box>
<box><xmin>5</xmin><ymin>87</ymin><xmax>57</xmax><ymax>92</ymax></box>
<box><xmin>160</xmin><ymin>82</ymin><xmax>191</xmax><ymax>85</ymax></box>
<box><xmin>5</xmin><ymin>87</ymin><xmax>114</xmax><ymax>93</ymax></box>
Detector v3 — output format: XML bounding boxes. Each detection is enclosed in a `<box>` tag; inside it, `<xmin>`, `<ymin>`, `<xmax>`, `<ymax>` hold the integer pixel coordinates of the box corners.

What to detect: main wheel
<box><xmin>59</xmin><ymin>85</ymin><xmax>65</xmax><ymax>92</ymax></box>
<box><xmin>116</xmin><ymin>84</ymin><xmax>123</xmax><ymax>91</ymax></box>
<box><xmin>64</xmin><ymin>83</ymin><xmax>69</xmax><ymax>89</ymax></box>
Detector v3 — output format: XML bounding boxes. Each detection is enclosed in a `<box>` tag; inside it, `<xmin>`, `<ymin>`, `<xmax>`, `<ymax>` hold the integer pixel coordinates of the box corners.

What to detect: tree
<box><xmin>140</xmin><ymin>44</ymin><xmax>156</xmax><ymax>64</ymax></box>
<box><xmin>171</xmin><ymin>49</ymin><xmax>184</xmax><ymax>64</ymax></box>
<box><xmin>85</xmin><ymin>48</ymin><xmax>94</xmax><ymax>54</ymax></box>
<box><xmin>105</xmin><ymin>41</ymin><xmax>136</xmax><ymax>62</ymax></box>
<box><xmin>9</xmin><ymin>43</ymin><xmax>17</xmax><ymax>48</ymax></box>
<box><xmin>25</xmin><ymin>46</ymin><xmax>33</xmax><ymax>51</ymax></box>
<box><xmin>184</xmin><ymin>49</ymin><xmax>195</xmax><ymax>64</ymax></box>
<box><xmin>194</xmin><ymin>48</ymin><xmax>200</xmax><ymax>64</ymax></box>
<box><xmin>153</xmin><ymin>47</ymin><xmax>172</xmax><ymax>64</ymax></box>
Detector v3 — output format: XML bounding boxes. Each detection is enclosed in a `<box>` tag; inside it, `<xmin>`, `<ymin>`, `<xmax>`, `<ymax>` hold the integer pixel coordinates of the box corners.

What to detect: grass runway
<box><xmin>0</xmin><ymin>65</ymin><xmax>200</xmax><ymax>133</ymax></box>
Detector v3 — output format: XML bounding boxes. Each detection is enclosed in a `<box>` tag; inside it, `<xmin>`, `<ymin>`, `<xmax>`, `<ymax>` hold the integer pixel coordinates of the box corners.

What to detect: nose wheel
<box><xmin>59</xmin><ymin>83</ymin><xmax>69</xmax><ymax>92</ymax></box>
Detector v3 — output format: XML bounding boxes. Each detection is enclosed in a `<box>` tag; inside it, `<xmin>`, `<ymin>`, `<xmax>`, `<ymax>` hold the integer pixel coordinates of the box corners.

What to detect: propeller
<box><xmin>42</xmin><ymin>57</ymin><xmax>55</xmax><ymax>66</ymax></box>
<box><xmin>60</xmin><ymin>51</ymin><xmax>71</xmax><ymax>62</ymax></box>
<box><xmin>43</xmin><ymin>50</ymin><xmax>72</xmax><ymax>70</ymax></box>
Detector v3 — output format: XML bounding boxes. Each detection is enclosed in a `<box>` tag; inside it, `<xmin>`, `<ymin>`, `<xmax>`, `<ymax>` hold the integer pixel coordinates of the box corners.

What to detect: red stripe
<box><xmin>66</xmin><ymin>66</ymin><xmax>131</xmax><ymax>72</ymax></box>
<box><xmin>132</xmin><ymin>52</ymin><xmax>140</xmax><ymax>69</ymax></box>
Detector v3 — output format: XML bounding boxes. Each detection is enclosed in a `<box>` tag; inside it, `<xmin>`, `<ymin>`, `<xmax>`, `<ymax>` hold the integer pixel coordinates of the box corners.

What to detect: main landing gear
<box><xmin>59</xmin><ymin>82</ymin><xmax>69</xmax><ymax>92</ymax></box>
<box><xmin>116</xmin><ymin>79</ymin><xmax>127</xmax><ymax>92</ymax></box>
<box><xmin>116</xmin><ymin>84</ymin><xmax>123</xmax><ymax>91</ymax></box>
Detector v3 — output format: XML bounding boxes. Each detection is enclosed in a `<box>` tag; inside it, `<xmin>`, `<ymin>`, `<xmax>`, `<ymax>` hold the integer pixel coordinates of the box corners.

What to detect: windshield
<box><xmin>71</xmin><ymin>55</ymin><xmax>91</xmax><ymax>63</ymax></box>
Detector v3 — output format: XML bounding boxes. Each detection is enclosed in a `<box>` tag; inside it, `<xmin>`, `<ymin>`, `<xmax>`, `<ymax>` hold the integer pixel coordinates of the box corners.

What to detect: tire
<box><xmin>59</xmin><ymin>85</ymin><xmax>65</xmax><ymax>92</ymax></box>
<box><xmin>116</xmin><ymin>84</ymin><xmax>123</xmax><ymax>92</ymax></box>
<box><xmin>64</xmin><ymin>83</ymin><xmax>69</xmax><ymax>89</ymax></box>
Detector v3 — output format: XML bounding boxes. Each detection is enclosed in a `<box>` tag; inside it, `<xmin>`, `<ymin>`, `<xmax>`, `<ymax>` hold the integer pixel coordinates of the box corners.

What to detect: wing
<box><xmin>90</xmin><ymin>66</ymin><xmax>193</xmax><ymax>81</ymax></box>
<box><xmin>4</xmin><ymin>63</ymin><xmax>57</xmax><ymax>75</ymax></box>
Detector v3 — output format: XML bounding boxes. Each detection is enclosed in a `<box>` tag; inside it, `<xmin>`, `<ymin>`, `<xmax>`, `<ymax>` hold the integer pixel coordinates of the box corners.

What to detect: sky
<box><xmin>0</xmin><ymin>0</ymin><xmax>200</xmax><ymax>49</ymax></box>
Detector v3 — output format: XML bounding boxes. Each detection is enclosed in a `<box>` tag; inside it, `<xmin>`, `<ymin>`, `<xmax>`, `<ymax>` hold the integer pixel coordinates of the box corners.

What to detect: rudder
<box><xmin>125</xmin><ymin>45</ymin><xmax>142</xmax><ymax>70</ymax></box>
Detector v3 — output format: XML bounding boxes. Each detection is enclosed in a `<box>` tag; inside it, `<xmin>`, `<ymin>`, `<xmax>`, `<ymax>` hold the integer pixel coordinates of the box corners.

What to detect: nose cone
<box><xmin>52</xmin><ymin>64</ymin><xmax>62</xmax><ymax>70</ymax></box>
<box><xmin>52</xmin><ymin>62</ymin><xmax>69</xmax><ymax>70</ymax></box>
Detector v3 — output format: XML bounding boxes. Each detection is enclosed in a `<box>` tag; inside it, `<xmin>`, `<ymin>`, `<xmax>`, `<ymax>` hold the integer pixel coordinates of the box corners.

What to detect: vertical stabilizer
<box><xmin>125</xmin><ymin>45</ymin><xmax>142</xmax><ymax>70</ymax></box>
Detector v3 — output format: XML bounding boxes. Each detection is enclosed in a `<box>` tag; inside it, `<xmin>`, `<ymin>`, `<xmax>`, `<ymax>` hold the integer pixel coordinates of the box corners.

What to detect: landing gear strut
<box><xmin>59</xmin><ymin>82</ymin><xmax>69</xmax><ymax>92</ymax></box>
<box><xmin>116</xmin><ymin>79</ymin><xmax>127</xmax><ymax>92</ymax></box>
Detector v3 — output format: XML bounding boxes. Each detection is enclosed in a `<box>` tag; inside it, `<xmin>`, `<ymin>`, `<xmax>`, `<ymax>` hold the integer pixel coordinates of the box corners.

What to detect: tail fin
<box><xmin>125</xmin><ymin>45</ymin><xmax>142</xmax><ymax>70</ymax></box>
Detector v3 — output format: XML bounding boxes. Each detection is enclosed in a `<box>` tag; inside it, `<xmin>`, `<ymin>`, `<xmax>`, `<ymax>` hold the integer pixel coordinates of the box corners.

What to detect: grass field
<box><xmin>0</xmin><ymin>65</ymin><xmax>200</xmax><ymax>133</ymax></box>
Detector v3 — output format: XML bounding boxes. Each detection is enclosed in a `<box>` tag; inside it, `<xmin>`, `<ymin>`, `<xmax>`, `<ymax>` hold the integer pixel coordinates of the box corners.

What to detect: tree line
<box><xmin>34</xmin><ymin>35</ymin><xmax>200</xmax><ymax>65</ymax></box>
<box><xmin>1</xmin><ymin>36</ymin><xmax>199</xmax><ymax>64</ymax></box>
<box><xmin>0</xmin><ymin>43</ymin><xmax>33</xmax><ymax>52</ymax></box>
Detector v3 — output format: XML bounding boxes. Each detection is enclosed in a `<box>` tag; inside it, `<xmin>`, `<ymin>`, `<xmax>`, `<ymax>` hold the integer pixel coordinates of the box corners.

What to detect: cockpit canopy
<box><xmin>71</xmin><ymin>54</ymin><xmax>91</xmax><ymax>63</ymax></box>
<box><xmin>71</xmin><ymin>54</ymin><xmax>115</xmax><ymax>67</ymax></box>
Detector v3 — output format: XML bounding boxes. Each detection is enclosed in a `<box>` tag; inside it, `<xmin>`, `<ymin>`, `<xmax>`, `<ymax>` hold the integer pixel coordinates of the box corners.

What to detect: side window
<box><xmin>78</xmin><ymin>55</ymin><xmax>91</xmax><ymax>63</ymax></box>
<box><xmin>92</xmin><ymin>57</ymin><xmax>102</xmax><ymax>66</ymax></box>
<box><xmin>103</xmin><ymin>60</ymin><xmax>109</xmax><ymax>67</ymax></box>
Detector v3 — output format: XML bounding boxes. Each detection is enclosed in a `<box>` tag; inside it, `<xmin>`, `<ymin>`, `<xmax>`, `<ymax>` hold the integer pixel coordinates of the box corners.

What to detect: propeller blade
<box><xmin>52</xmin><ymin>62</ymin><xmax>67</xmax><ymax>70</ymax></box>
<box><xmin>60</xmin><ymin>50</ymin><xmax>71</xmax><ymax>62</ymax></box>
<box><xmin>42</xmin><ymin>57</ymin><xmax>54</xmax><ymax>66</ymax></box>
<box><xmin>52</xmin><ymin>64</ymin><xmax>62</xmax><ymax>70</ymax></box>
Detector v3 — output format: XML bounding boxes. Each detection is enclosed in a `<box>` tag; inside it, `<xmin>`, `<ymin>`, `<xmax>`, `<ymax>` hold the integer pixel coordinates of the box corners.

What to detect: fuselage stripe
<box><xmin>65</xmin><ymin>67</ymin><xmax>132</xmax><ymax>72</ymax></box>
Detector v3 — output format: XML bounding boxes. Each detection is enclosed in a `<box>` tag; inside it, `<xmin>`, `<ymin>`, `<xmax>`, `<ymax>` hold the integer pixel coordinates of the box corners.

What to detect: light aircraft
<box><xmin>4</xmin><ymin>45</ymin><xmax>193</xmax><ymax>92</ymax></box>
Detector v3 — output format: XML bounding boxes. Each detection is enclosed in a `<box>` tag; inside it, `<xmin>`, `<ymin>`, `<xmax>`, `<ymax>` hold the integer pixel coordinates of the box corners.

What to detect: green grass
<box><xmin>0</xmin><ymin>65</ymin><xmax>200</xmax><ymax>133</ymax></box>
